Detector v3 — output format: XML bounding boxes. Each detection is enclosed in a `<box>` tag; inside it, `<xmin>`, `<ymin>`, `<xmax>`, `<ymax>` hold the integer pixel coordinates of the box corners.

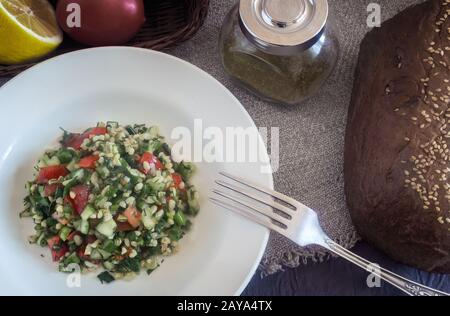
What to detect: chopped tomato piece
<box><xmin>47</xmin><ymin>236</ymin><xmax>68</xmax><ymax>262</ymax></box>
<box><xmin>63</xmin><ymin>133</ymin><xmax>84</xmax><ymax>150</ymax></box>
<box><xmin>77</xmin><ymin>246</ymin><xmax>88</xmax><ymax>260</ymax></box>
<box><xmin>37</xmin><ymin>165</ymin><xmax>68</xmax><ymax>184</ymax></box>
<box><xmin>44</xmin><ymin>183</ymin><xmax>61</xmax><ymax>196</ymax></box>
<box><xmin>139</xmin><ymin>152</ymin><xmax>163</xmax><ymax>174</ymax></box>
<box><xmin>171</xmin><ymin>173</ymin><xmax>183</xmax><ymax>188</ymax></box>
<box><xmin>63</xmin><ymin>127</ymin><xmax>107</xmax><ymax>150</ymax></box>
<box><xmin>64</xmin><ymin>196</ymin><xmax>75</xmax><ymax>211</ymax></box>
<box><xmin>67</xmin><ymin>185</ymin><xmax>90</xmax><ymax>215</ymax></box>
<box><xmin>113</xmin><ymin>255</ymin><xmax>126</xmax><ymax>261</ymax></box>
<box><xmin>51</xmin><ymin>244</ymin><xmax>68</xmax><ymax>262</ymax></box>
<box><xmin>47</xmin><ymin>236</ymin><xmax>61</xmax><ymax>249</ymax></box>
<box><xmin>86</xmin><ymin>235</ymin><xmax>97</xmax><ymax>244</ymax></box>
<box><xmin>113</xmin><ymin>214</ymin><xmax>135</xmax><ymax>232</ymax></box>
<box><xmin>89</xmin><ymin>219</ymin><xmax>101</xmax><ymax>228</ymax></box>
<box><xmin>58</xmin><ymin>218</ymin><xmax>69</xmax><ymax>225</ymax></box>
<box><xmin>84</xmin><ymin>127</ymin><xmax>107</xmax><ymax>138</ymax></box>
<box><xmin>78</xmin><ymin>155</ymin><xmax>99</xmax><ymax>169</ymax></box>
<box><xmin>116</xmin><ymin>220</ymin><xmax>135</xmax><ymax>232</ymax></box>
<box><xmin>67</xmin><ymin>231</ymin><xmax>79</xmax><ymax>241</ymax></box>
<box><xmin>123</xmin><ymin>206</ymin><xmax>142</xmax><ymax>228</ymax></box>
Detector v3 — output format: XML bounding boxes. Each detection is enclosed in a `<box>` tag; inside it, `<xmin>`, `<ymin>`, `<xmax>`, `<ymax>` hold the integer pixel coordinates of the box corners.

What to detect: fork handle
<box><xmin>324</xmin><ymin>238</ymin><xmax>449</xmax><ymax>296</ymax></box>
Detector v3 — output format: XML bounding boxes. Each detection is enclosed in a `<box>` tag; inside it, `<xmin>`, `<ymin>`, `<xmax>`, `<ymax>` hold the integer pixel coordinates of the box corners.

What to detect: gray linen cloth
<box><xmin>0</xmin><ymin>0</ymin><xmax>422</xmax><ymax>275</ymax></box>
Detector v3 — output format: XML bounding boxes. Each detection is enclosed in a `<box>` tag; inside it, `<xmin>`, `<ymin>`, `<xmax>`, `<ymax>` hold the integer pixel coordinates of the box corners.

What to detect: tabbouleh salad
<box><xmin>21</xmin><ymin>122</ymin><xmax>199</xmax><ymax>283</ymax></box>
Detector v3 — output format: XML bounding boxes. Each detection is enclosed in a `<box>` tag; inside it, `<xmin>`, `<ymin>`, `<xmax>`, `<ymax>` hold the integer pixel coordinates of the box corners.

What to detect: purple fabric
<box><xmin>243</xmin><ymin>242</ymin><xmax>450</xmax><ymax>296</ymax></box>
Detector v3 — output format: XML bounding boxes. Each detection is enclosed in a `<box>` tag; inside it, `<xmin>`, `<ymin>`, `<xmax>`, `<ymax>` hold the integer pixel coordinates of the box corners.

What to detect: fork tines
<box><xmin>210</xmin><ymin>172</ymin><xmax>297</xmax><ymax>233</ymax></box>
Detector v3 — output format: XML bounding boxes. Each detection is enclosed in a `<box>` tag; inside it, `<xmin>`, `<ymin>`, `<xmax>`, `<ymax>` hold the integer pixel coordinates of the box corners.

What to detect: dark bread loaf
<box><xmin>345</xmin><ymin>0</ymin><xmax>450</xmax><ymax>272</ymax></box>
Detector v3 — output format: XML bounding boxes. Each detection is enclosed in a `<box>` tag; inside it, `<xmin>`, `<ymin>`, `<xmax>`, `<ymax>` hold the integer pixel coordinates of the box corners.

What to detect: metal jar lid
<box><xmin>239</xmin><ymin>0</ymin><xmax>329</xmax><ymax>54</ymax></box>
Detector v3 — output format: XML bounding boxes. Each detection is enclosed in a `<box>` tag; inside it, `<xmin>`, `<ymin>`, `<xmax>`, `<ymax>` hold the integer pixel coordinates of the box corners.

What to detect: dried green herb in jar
<box><xmin>219</xmin><ymin>0</ymin><xmax>338</xmax><ymax>105</ymax></box>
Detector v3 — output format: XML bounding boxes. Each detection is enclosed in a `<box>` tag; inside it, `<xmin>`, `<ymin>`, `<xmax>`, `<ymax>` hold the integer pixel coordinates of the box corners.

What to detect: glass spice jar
<box><xmin>219</xmin><ymin>0</ymin><xmax>339</xmax><ymax>105</ymax></box>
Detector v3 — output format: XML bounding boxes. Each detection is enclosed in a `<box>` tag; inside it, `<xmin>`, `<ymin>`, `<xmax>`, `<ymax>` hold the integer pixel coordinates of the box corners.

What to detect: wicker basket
<box><xmin>0</xmin><ymin>0</ymin><xmax>209</xmax><ymax>77</ymax></box>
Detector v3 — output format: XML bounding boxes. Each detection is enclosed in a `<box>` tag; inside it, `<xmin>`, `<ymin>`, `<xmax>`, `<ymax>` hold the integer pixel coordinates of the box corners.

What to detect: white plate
<box><xmin>0</xmin><ymin>47</ymin><xmax>272</xmax><ymax>296</ymax></box>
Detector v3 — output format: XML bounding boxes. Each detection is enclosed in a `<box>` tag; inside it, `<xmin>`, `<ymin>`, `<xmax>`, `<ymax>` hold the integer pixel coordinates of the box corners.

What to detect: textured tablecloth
<box><xmin>0</xmin><ymin>0</ymin><xmax>424</xmax><ymax>275</ymax></box>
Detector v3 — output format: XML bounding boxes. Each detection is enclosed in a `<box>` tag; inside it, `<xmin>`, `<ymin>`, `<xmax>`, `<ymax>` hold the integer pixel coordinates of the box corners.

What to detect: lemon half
<box><xmin>0</xmin><ymin>0</ymin><xmax>62</xmax><ymax>65</ymax></box>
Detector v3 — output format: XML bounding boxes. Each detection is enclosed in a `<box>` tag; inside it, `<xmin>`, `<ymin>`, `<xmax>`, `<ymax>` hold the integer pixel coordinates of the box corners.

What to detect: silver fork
<box><xmin>210</xmin><ymin>172</ymin><xmax>450</xmax><ymax>296</ymax></box>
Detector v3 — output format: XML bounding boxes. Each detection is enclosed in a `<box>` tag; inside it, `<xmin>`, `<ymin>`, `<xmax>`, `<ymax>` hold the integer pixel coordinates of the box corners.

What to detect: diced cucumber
<box><xmin>81</xmin><ymin>204</ymin><xmax>95</xmax><ymax>221</ymax></box>
<box><xmin>119</xmin><ymin>158</ymin><xmax>130</xmax><ymax>168</ymax></box>
<box><xmin>127</xmin><ymin>168</ymin><xmax>140</xmax><ymax>182</ymax></box>
<box><xmin>101</xmin><ymin>240</ymin><xmax>117</xmax><ymax>253</ymax></box>
<box><xmin>95</xmin><ymin>196</ymin><xmax>108</xmax><ymax>209</ymax></box>
<box><xmin>103</xmin><ymin>261</ymin><xmax>114</xmax><ymax>271</ymax></box>
<box><xmin>39</xmin><ymin>154</ymin><xmax>60</xmax><ymax>167</ymax></box>
<box><xmin>89</xmin><ymin>249</ymin><xmax>102</xmax><ymax>260</ymax></box>
<box><xmin>80</xmin><ymin>220</ymin><xmax>89</xmax><ymax>235</ymax></box>
<box><xmin>84</xmin><ymin>261</ymin><xmax>98</xmax><ymax>269</ymax></box>
<box><xmin>105</xmin><ymin>186</ymin><xmax>118</xmax><ymax>198</ymax></box>
<box><xmin>38</xmin><ymin>185</ymin><xmax>45</xmax><ymax>197</ymax></box>
<box><xmin>96</xmin><ymin>219</ymin><xmax>117</xmax><ymax>238</ymax></box>
<box><xmin>73</xmin><ymin>219</ymin><xmax>81</xmax><ymax>231</ymax></box>
<box><xmin>147</xmin><ymin>177</ymin><xmax>165</xmax><ymax>192</ymax></box>
<box><xmin>64</xmin><ymin>252</ymin><xmax>80</xmax><ymax>265</ymax></box>
<box><xmin>72</xmin><ymin>169</ymin><xmax>85</xmax><ymax>181</ymax></box>
<box><xmin>174</xmin><ymin>211</ymin><xmax>187</xmax><ymax>226</ymax></box>
<box><xmin>187</xmin><ymin>188</ymin><xmax>200</xmax><ymax>215</ymax></box>
<box><xmin>136</xmin><ymin>200</ymin><xmax>148</xmax><ymax>211</ymax></box>
<box><xmin>59</xmin><ymin>226</ymin><xmax>72</xmax><ymax>241</ymax></box>
<box><xmin>175</xmin><ymin>161</ymin><xmax>195</xmax><ymax>180</ymax></box>
<box><xmin>98</xmin><ymin>249</ymin><xmax>112</xmax><ymax>259</ymax></box>
<box><xmin>101</xmin><ymin>185</ymin><xmax>111</xmax><ymax>196</ymax></box>
<box><xmin>56</xmin><ymin>149</ymin><xmax>74</xmax><ymax>164</ymax></box>
<box><xmin>119</xmin><ymin>158</ymin><xmax>140</xmax><ymax>182</ymax></box>
<box><xmin>37</xmin><ymin>155</ymin><xmax>49</xmax><ymax>168</ymax></box>
<box><xmin>96</xmin><ymin>166</ymin><xmax>110</xmax><ymax>179</ymax></box>
<box><xmin>46</xmin><ymin>156</ymin><xmax>61</xmax><ymax>166</ymax></box>
<box><xmin>101</xmin><ymin>185</ymin><xmax>118</xmax><ymax>198</ymax></box>
<box><xmin>63</xmin><ymin>205</ymin><xmax>73</xmax><ymax>217</ymax></box>
<box><xmin>90</xmin><ymin>248</ymin><xmax>112</xmax><ymax>260</ymax></box>
<box><xmin>66</xmin><ymin>159</ymin><xmax>78</xmax><ymax>172</ymax></box>
<box><xmin>36</xmin><ymin>232</ymin><xmax>47</xmax><ymax>246</ymax></box>
<box><xmin>142</xmin><ymin>209</ymin><xmax>155</xmax><ymax>229</ymax></box>
<box><xmin>146</xmin><ymin>139</ymin><xmax>162</xmax><ymax>153</ymax></box>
